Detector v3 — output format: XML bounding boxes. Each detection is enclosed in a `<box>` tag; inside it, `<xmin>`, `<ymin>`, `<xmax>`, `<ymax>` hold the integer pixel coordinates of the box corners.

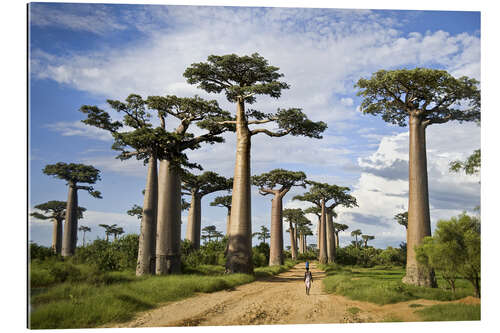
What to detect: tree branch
<box><xmin>247</xmin><ymin>118</ymin><xmax>277</xmax><ymax>125</ymax></box>
<box><xmin>250</xmin><ymin>128</ymin><xmax>291</xmax><ymax>137</ymax></box>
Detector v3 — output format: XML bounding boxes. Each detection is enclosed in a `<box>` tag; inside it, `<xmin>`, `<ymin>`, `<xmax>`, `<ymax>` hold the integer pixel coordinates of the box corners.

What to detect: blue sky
<box><xmin>28</xmin><ymin>2</ymin><xmax>481</xmax><ymax>249</ymax></box>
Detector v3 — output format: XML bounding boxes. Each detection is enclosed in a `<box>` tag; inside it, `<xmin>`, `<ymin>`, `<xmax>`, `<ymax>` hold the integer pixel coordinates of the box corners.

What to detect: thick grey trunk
<box><xmin>227</xmin><ymin>98</ymin><xmax>253</xmax><ymax>274</ymax></box>
<box><xmin>299</xmin><ymin>233</ymin><xmax>305</xmax><ymax>254</ymax></box>
<box><xmin>316</xmin><ymin>215</ymin><xmax>321</xmax><ymax>251</ymax></box>
<box><xmin>335</xmin><ymin>231</ymin><xmax>339</xmax><ymax>248</ymax></box>
<box><xmin>319</xmin><ymin>200</ymin><xmax>328</xmax><ymax>264</ymax></box>
<box><xmin>156</xmin><ymin>160</ymin><xmax>182</xmax><ymax>275</ymax></box>
<box><xmin>136</xmin><ymin>156</ymin><xmax>158</xmax><ymax>276</ymax></box>
<box><xmin>403</xmin><ymin>115</ymin><xmax>436</xmax><ymax>287</ymax></box>
<box><xmin>289</xmin><ymin>222</ymin><xmax>297</xmax><ymax>260</ymax></box>
<box><xmin>269</xmin><ymin>194</ymin><xmax>284</xmax><ymax>266</ymax></box>
<box><xmin>186</xmin><ymin>194</ymin><xmax>202</xmax><ymax>249</ymax></box>
<box><xmin>52</xmin><ymin>217</ymin><xmax>63</xmax><ymax>254</ymax></box>
<box><xmin>225</xmin><ymin>210</ymin><xmax>231</xmax><ymax>236</ymax></box>
<box><xmin>62</xmin><ymin>182</ymin><xmax>78</xmax><ymax>257</ymax></box>
<box><xmin>326</xmin><ymin>211</ymin><xmax>336</xmax><ymax>263</ymax></box>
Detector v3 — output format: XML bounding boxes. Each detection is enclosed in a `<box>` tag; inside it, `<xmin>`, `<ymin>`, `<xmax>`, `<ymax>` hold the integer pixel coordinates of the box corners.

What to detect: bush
<box><xmin>181</xmin><ymin>238</ymin><xmax>228</xmax><ymax>269</ymax></box>
<box><xmin>30</xmin><ymin>242</ymin><xmax>57</xmax><ymax>261</ymax></box>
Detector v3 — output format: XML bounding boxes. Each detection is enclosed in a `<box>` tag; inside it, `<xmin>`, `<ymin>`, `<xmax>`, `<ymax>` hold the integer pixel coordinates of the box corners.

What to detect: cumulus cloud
<box><xmin>45</xmin><ymin>121</ymin><xmax>113</xmax><ymax>141</ymax></box>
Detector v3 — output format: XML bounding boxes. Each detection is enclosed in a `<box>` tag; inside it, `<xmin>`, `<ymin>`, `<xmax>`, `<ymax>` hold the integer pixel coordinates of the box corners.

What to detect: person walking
<box><xmin>304</xmin><ymin>265</ymin><xmax>313</xmax><ymax>295</ymax></box>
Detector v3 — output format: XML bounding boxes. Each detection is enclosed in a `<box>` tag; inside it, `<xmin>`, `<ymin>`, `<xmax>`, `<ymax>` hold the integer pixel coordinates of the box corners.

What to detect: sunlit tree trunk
<box><xmin>335</xmin><ymin>231</ymin><xmax>339</xmax><ymax>248</ymax></box>
<box><xmin>225</xmin><ymin>210</ymin><xmax>231</xmax><ymax>236</ymax></box>
<box><xmin>52</xmin><ymin>217</ymin><xmax>63</xmax><ymax>254</ymax></box>
<box><xmin>227</xmin><ymin>98</ymin><xmax>253</xmax><ymax>274</ymax></box>
<box><xmin>269</xmin><ymin>193</ymin><xmax>284</xmax><ymax>265</ymax></box>
<box><xmin>326</xmin><ymin>212</ymin><xmax>336</xmax><ymax>263</ymax></box>
<box><xmin>403</xmin><ymin>114</ymin><xmax>436</xmax><ymax>287</ymax></box>
<box><xmin>289</xmin><ymin>221</ymin><xmax>297</xmax><ymax>260</ymax></box>
<box><xmin>62</xmin><ymin>182</ymin><xmax>77</xmax><ymax>257</ymax></box>
<box><xmin>186</xmin><ymin>193</ymin><xmax>202</xmax><ymax>249</ymax></box>
<box><xmin>136</xmin><ymin>156</ymin><xmax>158</xmax><ymax>276</ymax></box>
<box><xmin>156</xmin><ymin>160</ymin><xmax>182</xmax><ymax>275</ymax></box>
<box><xmin>319</xmin><ymin>199</ymin><xmax>328</xmax><ymax>264</ymax></box>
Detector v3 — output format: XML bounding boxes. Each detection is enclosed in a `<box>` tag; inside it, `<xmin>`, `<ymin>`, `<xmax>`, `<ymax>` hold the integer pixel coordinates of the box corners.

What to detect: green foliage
<box><xmin>394</xmin><ymin>211</ymin><xmax>408</xmax><ymax>229</ymax></box>
<box><xmin>416</xmin><ymin>212</ymin><xmax>481</xmax><ymax>297</ymax></box>
<box><xmin>43</xmin><ymin>162</ymin><xmax>101</xmax><ymax>185</ymax></box>
<box><xmin>182</xmin><ymin>170</ymin><xmax>232</xmax><ymax>196</ymax></box>
<box><xmin>377</xmin><ymin>246</ymin><xmax>406</xmax><ymax>266</ymax></box>
<box><xmin>252</xmin><ymin>226</ymin><xmax>271</xmax><ymax>244</ymax></box>
<box><xmin>275</xmin><ymin>108</ymin><xmax>327</xmax><ymax>138</ymax></box>
<box><xmin>415</xmin><ymin>303</ymin><xmax>480</xmax><ymax>321</ymax></box>
<box><xmin>210</xmin><ymin>195</ymin><xmax>232</xmax><ymax>209</ymax></box>
<box><xmin>450</xmin><ymin>149</ymin><xmax>481</xmax><ymax>176</ymax></box>
<box><xmin>184</xmin><ymin>53</ymin><xmax>290</xmax><ymax>104</ymax></box>
<box><xmin>254</xmin><ymin>260</ymin><xmax>298</xmax><ymax>278</ymax></box>
<box><xmin>355</xmin><ymin>68</ymin><xmax>481</xmax><ymax>127</ymax></box>
<box><xmin>181</xmin><ymin>238</ymin><xmax>227</xmax><ymax>268</ymax></box>
<box><xmin>294</xmin><ymin>181</ymin><xmax>358</xmax><ymax>212</ymax></box>
<box><xmin>253</xmin><ymin>242</ymin><xmax>270</xmax><ymax>267</ymax></box>
<box><xmin>252</xmin><ymin>168</ymin><xmax>307</xmax><ymax>192</ymax></box>
<box><xmin>30</xmin><ymin>243</ymin><xmax>57</xmax><ymax>261</ymax></box>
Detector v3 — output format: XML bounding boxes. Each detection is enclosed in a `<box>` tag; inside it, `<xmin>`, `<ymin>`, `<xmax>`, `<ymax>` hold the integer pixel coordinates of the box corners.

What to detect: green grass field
<box><xmin>29</xmin><ymin>260</ymin><xmax>297</xmax><ymax>329</ymax></box>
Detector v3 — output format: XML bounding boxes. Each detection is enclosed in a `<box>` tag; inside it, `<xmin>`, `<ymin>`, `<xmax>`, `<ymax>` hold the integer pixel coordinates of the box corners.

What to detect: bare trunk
<box><xmin>316</xmin><ymin>216</ymin><xmax>320</xmax><ymax>250</ymax></box>
<box><xmin>299</xmin><ymin>233</ymin><xmax>305</xmax><ymax>254</ymax></box>
<box><xmin>136</xmin><ymin>156</ymin><xmax>158</xmax><ymax>276</ymax></box>
<box><xmin>227</xmin><ymin>98</ymin><xmax>253</xmax><ymax>274</ymax></box>
<box><xmin>402</xmin><ymin>115</ymin><xmax>436</xmax><ymax>287</ymax></box>
<box><xmin>52</xmin><ymin>217</ymin><xmax>63</xmax><ymax>254</ymax></box>
<box><xmin>319</xmin><ymin>200</ymin><xmax>328</xmax><ymax>264</ymax></box>
<box><xmin>269</xmin><ymin>194</ymin><xmax>284</xmax><ymax>265</ymax></box>
<box><xmin>156</xmin><ymin>160</ymin><xmax>182</xmax><ymax>275</ymax></box>
<box><xmin>225</xmin><ymin>209</ymin><xmax>231</xmax><ymax>236</ymax></box>
<box><xmin>289</xmin><ymin>222</ymin><xmax>297</xmax><ymax>260</ymax></box>
<box><xmin>304</xmin><ymin>235</ymin><xmax>307</xmax><ymax>252</ymax></box>
<box><xmin>186</xmin><ymin>193</ymin><xmax>202</xmax><ymax>249</ymax></box>
<box><xmin>62</xmin><ymin>182</ymin><xmax>77</xmax><ymax>257</ymax></box>
<box><xmin>326</xmin><ymin>211</ymin><xmax>336</xmax><ymax>263</ymax></box>
<box><xmin>335</xmin><ymin>231</ymin><xmax>339</xmax><ymax>248</ymax></box>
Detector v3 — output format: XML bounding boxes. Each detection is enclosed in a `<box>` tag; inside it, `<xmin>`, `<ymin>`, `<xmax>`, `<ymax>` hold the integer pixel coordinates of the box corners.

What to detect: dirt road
<box><xmin>107</xmin><ymin>262</ymin><xmax>478</xmax><ymax>327</ymax></box>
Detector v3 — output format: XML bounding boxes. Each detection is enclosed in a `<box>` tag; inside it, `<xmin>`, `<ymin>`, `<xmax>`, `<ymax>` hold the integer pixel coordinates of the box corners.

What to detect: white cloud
<box><xmin>45</xmin><ymin>121</ymin><xmax>113</xmax><ymax>141</ymax></box>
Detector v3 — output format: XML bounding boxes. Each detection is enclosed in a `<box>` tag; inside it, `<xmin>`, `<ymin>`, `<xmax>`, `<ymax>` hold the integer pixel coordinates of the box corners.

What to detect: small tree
<box><xmin>362</xmin><ymin>235</ymin><xmax>375</xmax><ymax>248</ymax></box>
<box><xmin>201</xmin><ymin>225</ymin><xmax>218</xmax><ymax>243</ymax></box>
<box><xmin>185</xmin><ymin>53</ymin><xmax>326</xmax><ymax>273</ymax></box>
<box><xmin>43</xmin><ymin>163</ymin><xmax>101</xmax><ymax>256</ymax></box>
<box><xmin>99</xmin><ymin>224</ymin><xmax>116</xmax><ymax>242</ymax></box>
<box><xmin>78</xmin><ymin>225</ymin><xmax>91</xmax><ymax>246</ymax></box>
<box><xmin>111</xmin><ymin>226</ymin><xmax>125</xmax><ymax>241</ymax></box>
<box><xmin>394</xmin><ymin>211</ymin><xmax>408</xmax><ymax>229</ymax></box>
<box><xmin>252</xmin><ymin>225</ymin><xmax>271</xmax><ymax>244</ymax></box>
<box><xmin>450</xmin><ymin>149</ymin><xmax>481</xmax><ymax>176</ymax></box>
<box><xmin>351</xmin><ymin>229</ymin><xmax>362</xmax><ymax>248</ymax></box>
<box><xmin>252</xmin><ymin>169</ymin><xmax>307</xmax><ymax>265</ymax></box>
<box><xmin>182</xmin><ymin>171</ymin><xmax>232</xmax><ymax>249</ymax></box>
<box><xmin>283</xmin><ymin>208</ymin><xmax>309</xmax><ymax>260</ymax></box>
<box><xmin>416</xmin><ymin>212</ymin><xmax>480</xmax><ymax>297</ymax></box>
<box><xmin>356</xmin><ymin>68</ymin><xmax>480</xmax><ymax>287</ymax></box>
<box><xmin>30</xmin><ymin>201</ymin><xmax>86</xmax><ymax>254</ymax></box>
<box><xmin>333</xmin><ymin>223</ymin><xmax>349</xmax><ymax>248</ymax></box>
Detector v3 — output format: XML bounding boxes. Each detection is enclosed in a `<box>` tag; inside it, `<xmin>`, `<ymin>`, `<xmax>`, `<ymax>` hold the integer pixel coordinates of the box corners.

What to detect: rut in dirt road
<box><xmin>107</xmin><ymin>262</ymin><xmax>465</xmax><ymax>328</ymax></box>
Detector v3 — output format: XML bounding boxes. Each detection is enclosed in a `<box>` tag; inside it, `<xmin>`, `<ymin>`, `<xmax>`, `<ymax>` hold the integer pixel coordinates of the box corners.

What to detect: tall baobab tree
<box><xmin>283</xmin><ymin>208</ymin><xmax>309</xmax><ymax>260</ymax></box>
<box><xmin>356</xmin><ymin>68</ymin><xmax>480</xmax><ymax>286</ymax></box>
<box><xmin>43</xmin><ymin>163</ymin><xmax>101</xmax><ymax>257</ymax></box>
<box><xmin>111</xmin><ymin>226</ymin><xmax>124</xmax><ymax>241</ymax></box>
<box><xmin>78</xmin><ymin>225</ymin><xmax>91</xmax><ymax>246</ymax></box>
<box><xmin>333</xmin><ymin>223</ymin><xmax>349</xmax><ymax>248</ymax></box>
<box><xmin>182</xmin><ymin>171</ymin><xmax>232</xmax><ymax>249</ymax></box>
<box><xmin>99</xmin><ymin>224</ymin><xmax>117</xmax><ymax>242</ymax></box>
<box><xmin>184</xmin><ymin>53</ymin><xmax>326</xmax><ymax>273</ymax></box>
<box><xmin>201</xmin><ymin>225</ymin><xmax>220</xmax><ymax>243</ymax></box>
<box><xmin>304</xmin><ymin>206</ymin><xmax>322</xmax><ymax>251</ymax></box>
<box><xmin>351</xmin><ymin>229</ymin><xmax>362</xmax><ymax>248</ymax></box>
<box><xmin>252</xmin><ymin>225</ymin><xmax>271</xmax><ymax>244</ymax></box>
<box><xmin>30</xmin><ymin>201</ymin><xmax>86</xmax><ymax>254</ymax></box>
<box><xmin>252</xmin><ymin>169</ymin><xmax>307</xmax><ymax>265</ymax></box>
<box><xmin>210</xmin><ymin>195</ymin><xmax>232</xmax><ymax>235</ymax></box>
<box><xmin>297</xmin><ymin>223</ymin><xmax>313</xmax><ymax>254</ymax></box>
<box><xmin>294</xmin><ymin>182</ymin><xmax>357</xmax><ymax>264</ymax></box>
<box><xmin>362</xmin><ymin>235</ymin><xmax>375</xmax><ymax>248</ymax></box>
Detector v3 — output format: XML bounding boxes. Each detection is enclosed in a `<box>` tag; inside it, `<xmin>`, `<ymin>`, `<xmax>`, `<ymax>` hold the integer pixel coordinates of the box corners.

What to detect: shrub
<box><xmin>30</xmin><ymin>242</ymin><xmax>56</xmax><ymax>261</ymax></box>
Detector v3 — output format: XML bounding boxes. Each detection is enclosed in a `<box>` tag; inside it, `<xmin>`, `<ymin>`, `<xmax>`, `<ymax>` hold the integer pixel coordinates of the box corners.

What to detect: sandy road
<box><xmin>107</xmin><ymin>262</ymin><xmax>479</xmax><ymax>327</ymax></box>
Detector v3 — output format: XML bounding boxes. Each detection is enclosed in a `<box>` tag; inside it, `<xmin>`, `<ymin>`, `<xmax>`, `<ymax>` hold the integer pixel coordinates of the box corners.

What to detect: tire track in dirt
<box><xmin>106</xmin><ymin>262</ymin><xmax>479</xmax><ymax>327</ymax></box>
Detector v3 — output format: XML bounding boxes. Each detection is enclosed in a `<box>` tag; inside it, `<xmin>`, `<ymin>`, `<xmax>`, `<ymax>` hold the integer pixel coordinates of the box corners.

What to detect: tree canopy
<box><xmin>294</xmin><ymin>181</ymin><xmax>358</xmax><ymax>211</ymax></box>
<box><xmin>181</xmin><ymin>171</ymin><xmax>232</xmax><ymax>197</ymax></box>
<box><xmin>450</xmin><ymin>149</ymin><xmax>481</xmax><ymax>176</ymax></box>
<box><xmin>43</xmin><ymin>163</ymin><xmax>102</xmax><ymax>198</ymax></box>
<box><xmin>210</xmin><ymin>195</ymin><xmax>232</xmax><ymax>209</ymax></box>
<box><xmin>394</xmin><ymin>211</ymin><xmax>408</xmax><ymax>229</ymax></box>
<box><xmin>31</xmin><ymin>201</ymin><xmax>86</xmax><ymax>220</ymax></box>
<box><xmin>355</xmin><ymin>68</ymin><xmax>481</xmax><ymax>127</ymax></box>
<box><xmin>252</xmin><ymin>169</ymin><xmax>307</xmax><ymax>194</ymax></box>
<box><xmin>283</xmin><ymin>208</ymin><xmax>310</xmax><ymax>226</ymax></box>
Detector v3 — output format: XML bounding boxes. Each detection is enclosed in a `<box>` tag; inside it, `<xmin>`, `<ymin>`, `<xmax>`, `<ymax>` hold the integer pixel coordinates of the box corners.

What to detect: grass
<box><xmin>30</xmin><ymin>260</ymin><xmax>298</xmax><ymax>329</ymax></box>
<box><xmin>347</xmin><ymin>307</ymin><xmax>361</xmax><ymax>315</ymax></box>
<box><xmin>415</xmin><ymin>303</ymin><xmax>480</xmax><ymax>321</ymax></box>
<box><xmin>320</xmin><ymin>265</ymin><xmax>476</xmax><ymax>305</ymax></box>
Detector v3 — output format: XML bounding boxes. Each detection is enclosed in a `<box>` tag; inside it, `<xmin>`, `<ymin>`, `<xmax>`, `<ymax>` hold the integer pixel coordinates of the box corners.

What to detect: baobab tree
<box><xmin>304</xmin><ymin>206</ymin><xmax>322</xmax><ymax>251</ymax></box>
<box><xmin>78</xmin><ymin>225</ymin><xmax>91</xmax><ymax>246</ymax></box>
<box><xmin>351</xmin><ymin>229</ymin><xmax>362</xmax><ymax>248</ymax></box>
<box><xmin>182</xmin><ymin>171</ymin><xmax>232</xmax><ymax>249</ymax></box>
<box><xmin>99</xmin><ymin>224</ymin><xmax>116</xmax><ymax>242</ymax></box>
<box><xmin>356</xmin><ymin>68</ymin><xmax>480</xmax><ymax>286</ymax></box>
<box><xmin>43</xmin><ymin>163</ymin><xmax>102</xmax><ymax>257</ymax></box>
<box><xmin>252</xmin><ymin>169</ymin><xmax>307</xmax><ymax>265</ymax></box>
<box><xmin>333</xmin><ymin>223</ymin><xmax>349</xmax><ymax>248</ymax></box>
<box><xmin>294</xmin><ymin>181</ymin><xmax>357</xmax><ymax>264</ymax></box>
<box><xmin>252</xmin><ymin>225</ymin><xmax>271</xmax><ymax>244</ymax></box>
<box><xmin>394</xmin><ymin>211</ymin><xmax>408</xmax><ymax>229</ymax></box>
<box><xmin>201</xmin><ymin>225</ymin><xmax>221</xmax><ymax>243</ymax></box>
<box><xmin>297</xmin><ymin>223</ymin><xmax>313</xmax><ymax>254</ymax></box>
<box><xmin>30</xmin><ymin>201</ymin><xmax>86</xmax><ymax>254</ymax></box>
<box><xmin>283</xmin><ymin>208</ymin><xmax>309</xmax><ymax>260</ymax></box>
<box><xmin>111</xmin><ymin>226</ymin><xmax>124</xmax><ymax>241</ymax></box>
<box><xmin>210</xmin><ymin>195</ymin><xmax>232</xmax><ymax>235</ymax></box>
<box><xmin>146</xmin><ymin>95</ymin><xmax>233</xmax><ymax>275</ymax></box>
<box><xmin>362</xmin><ymin>235</ymin><xmax>375</xmax><ymax>248</ymax></box>
<box><xmin>184</xmin><ymin>53</ymin><xmax>327</xmax><ymax>273</ymax></box>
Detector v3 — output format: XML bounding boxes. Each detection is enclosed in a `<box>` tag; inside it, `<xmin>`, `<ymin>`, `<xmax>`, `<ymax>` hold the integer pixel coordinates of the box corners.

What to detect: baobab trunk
<box><xmin>402</xmin><ymin>114</ymin><xmax>436</xmax><ymax>287</ymax></box>
<box><xmin>335</xmin><ymin>231</ymin><xmax>339</xmax><ymax>248</ymax></box>
<box><xmin>62</xmin><ymin>182</ymin><xmax>77</xmax><ymax>257</ymax></box>
<box><xmin>52</xmin><ymin>217</ymin><xmax>63</xmax><ymax>254</ymax></box>
<box><xmin>227</xmin><ymin>98</ymin><xmax>253</xmax><ymax>274</ymax></box>
<box><xmin>326</xmin><ymin>212</ymin><xmax>336</xmax><ymax>263</ymax></box>
<box><xmin>289</xmin><ymin>222</ymin><xmax>298</xmax><ymax>260</ymax></box>
<box><xmin>186</xmin><ymin>194</ymin><xmax>202</xmax><ymax>249</ymax></box>
<box><xmin>136</xmin><ymin>156</ymin><xmax>158</xmax><ymax>276</ymax></box>
<box><xmin>156</xmin><ymin>160</ymin><xmax>182</xmax><ymax>275</ymax></box>
<box><xmin>225</xmin><ymin>210</ymin><xmax>231</xmax><ymax>236</ymax></box>
<box><xmin>299</xmin><ymin>233</ymin><xmax>305</xmax><ymax>254</ymax></box>
<box><xmin>319</xmin><ymin>200</ymin><xmax>328</xmax><ymax>264</ymax></box>
<box><xmin>269</xmin><ymin>194</ymin><xmax>284</xmax><ymax>265</ymax></box>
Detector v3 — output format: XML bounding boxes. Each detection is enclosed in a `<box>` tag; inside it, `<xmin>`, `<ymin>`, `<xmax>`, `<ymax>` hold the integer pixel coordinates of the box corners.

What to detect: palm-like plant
<box><xmin>351</xmin><ymin>229</ymin><xmax>362</xmax><ymax>248</ymax></box>
<box><xmin>99</xmin><ymin>223</ymin><xmax>117</xmax><ymax>242</ymax></box>
<box><xmin>78</xmin><ymin>225</ymin><xmax>91</xmax><ymax>246</ymax></box>
<box><xmin>252</xmin><ymin>225</ymin><xmax>271</xmax><ymax>244</ymax></box>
